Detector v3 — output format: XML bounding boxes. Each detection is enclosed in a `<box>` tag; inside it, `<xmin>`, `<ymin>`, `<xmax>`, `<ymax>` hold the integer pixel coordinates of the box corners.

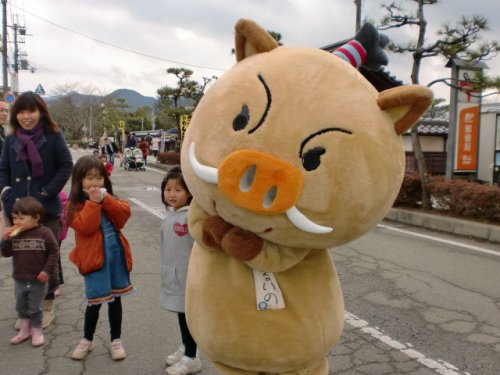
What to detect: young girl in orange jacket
<box><xmin>66</xmin><ymin>155</ymin><xmax>134</xmax><ymax>361</ymax></box>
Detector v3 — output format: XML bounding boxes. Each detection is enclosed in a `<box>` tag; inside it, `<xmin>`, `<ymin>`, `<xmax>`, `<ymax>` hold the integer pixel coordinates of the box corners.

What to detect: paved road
<box><xmin>0</xmin><ymin>149</ymin><xmax>498</xmax><ymax>374</ymax></box>
<box><xmin>333</xmin><ymin>224</ymin><xmax>500</xmax><ymax>375</ymax></box>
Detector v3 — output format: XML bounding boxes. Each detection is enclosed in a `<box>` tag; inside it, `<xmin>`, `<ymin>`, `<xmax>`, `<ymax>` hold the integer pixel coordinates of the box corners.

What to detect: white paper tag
<box><xmin>252</xmin><ymin>270</ymin><xmax>285</xmax><ymax>310</ymax></box>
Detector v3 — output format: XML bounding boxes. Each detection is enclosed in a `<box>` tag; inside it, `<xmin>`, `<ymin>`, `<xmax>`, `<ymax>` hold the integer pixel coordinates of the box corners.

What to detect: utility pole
<box><xmin>13</xmin><ymin>23</ymin><xmax>17</xmax><ymax>73</ymax></box>
<box><xmin>1</xmin><ymin>2</ymin><xmax>35</xmax><ymax>95</ymax></box>
<box><xmin>10</xmin><ymin>22</ymin><xmax>29</xmax><ymax>93</ymax></box>
<box><xmin>354</xmin><ymin>0</ymin><xmax>362</xmax><ymax>32</ymax></box>
<box><xmin>2</xmin><ymin>0</ymin><xmax>7</xmax><ymax>93</ymax></box>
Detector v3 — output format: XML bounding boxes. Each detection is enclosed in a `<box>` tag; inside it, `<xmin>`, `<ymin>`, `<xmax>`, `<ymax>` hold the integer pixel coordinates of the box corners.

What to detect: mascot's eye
<box><xmin>302</xmin><ymin>147</ymin><xmax>326</xmax><ymax>171</ymax></box>
<box><xmin>233</xmin><ymin>105</ymin><xmax>250</xmax><ymax>131</ymax></box>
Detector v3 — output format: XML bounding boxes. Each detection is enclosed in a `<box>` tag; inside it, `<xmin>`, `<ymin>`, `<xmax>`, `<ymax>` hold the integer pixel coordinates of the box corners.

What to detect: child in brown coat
<box><xmin>1</xmin><ymin>197</ymin><xmax>59</xmax><ymax>347</ymax></box>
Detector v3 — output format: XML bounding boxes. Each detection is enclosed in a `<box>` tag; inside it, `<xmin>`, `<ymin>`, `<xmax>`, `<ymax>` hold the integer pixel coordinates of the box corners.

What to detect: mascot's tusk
<box><xmin>189</xmin><ymin>143</ymin><xmax>218</xmax><ymax>184</ymax></box>
<box><xmin>286</xmin><ymin>206</ymin><xmax>333</xmax><ymax>234</ymax></box>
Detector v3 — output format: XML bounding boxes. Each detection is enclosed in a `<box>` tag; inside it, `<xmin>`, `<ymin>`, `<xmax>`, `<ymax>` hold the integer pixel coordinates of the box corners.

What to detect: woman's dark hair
<box><xmin>67</xmin><ymin>155</ymin><xmax>113</xmax><ymax>223</ymax></box>
<box><xmin>161</xmin><ymin>166</ymin><xmax>192</xmax><ymax>207</ymax></box>
<box><xmin>12</xmin><ymin>196</ymin><xmax>45</xmax><ymax>219</ymax></box>
<box><xmin>10</xmin><ymin>91</ymin><xmax>59</xmax><ymax>133</ymax></box>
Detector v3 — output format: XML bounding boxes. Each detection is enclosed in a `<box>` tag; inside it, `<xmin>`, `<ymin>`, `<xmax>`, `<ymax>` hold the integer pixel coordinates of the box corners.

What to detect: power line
<box><xmin>12</xmin><ymin>3</ymin><xmax>227</xmax><ymax>72</ymax></box>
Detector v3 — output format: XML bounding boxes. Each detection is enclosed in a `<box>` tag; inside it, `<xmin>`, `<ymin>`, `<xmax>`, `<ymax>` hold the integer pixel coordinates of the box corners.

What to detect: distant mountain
<box><xmin>44</xmin><ymin>89</ymin><xmax>198</xmax><ymax>112</ymax></box>
<box><xmin>44</xmin><ymin>91</ymin><xmax>101</xmax><ymax>106</ymax></box>
<box><xmin>44</xmin><ymin>89</ymin><xmax>156</xmax><ymax>112</ymax></box>
<box><xmin>108</xmin><ymin>89</ymin><xmax>156</xmax><ymax>111</ymax></box>
<box><xmin>105</xmin><ymin>88</ymin><xmax>194</xmax><ymax>109</ymax></box>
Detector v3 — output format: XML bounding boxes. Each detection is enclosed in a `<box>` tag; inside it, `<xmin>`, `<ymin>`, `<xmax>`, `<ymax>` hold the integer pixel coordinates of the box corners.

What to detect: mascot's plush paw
<box><xmin>202</xmin><ymin>216</ymin><xmax>234</xmax><ymax>248</ymax></box>
<box><xmin>221</xmin><ymin>227</ymin><xmax>263</xmax><ymax>261</ymax></box>
<box><xmin>355</xmin><ymin>22</ymin><xmax>390</xmax><ymax>71</ymax></box>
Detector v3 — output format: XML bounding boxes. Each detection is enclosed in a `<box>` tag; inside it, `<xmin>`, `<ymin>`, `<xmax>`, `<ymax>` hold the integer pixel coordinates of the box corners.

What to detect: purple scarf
<box><xmin>16</xmin><ymin>122</ymin><xmax>44</xmax><ymax>178</ymax></box>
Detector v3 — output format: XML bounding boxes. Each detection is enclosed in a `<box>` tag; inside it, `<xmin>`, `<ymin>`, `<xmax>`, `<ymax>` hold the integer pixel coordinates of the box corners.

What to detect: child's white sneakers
<box><xmin>166</xmin><ymin>355</ymin><xmax>202</xmax><ymax>375</ymax></box>
<box><xmin>110</xmin><ymin>339</ymin><xmax>127</xmax><ymax>360</ymax></box>
<box><xmin>71</xmin><ymin>339</ymin><xmax>94</xmax><ymax>360</ymax></box>
<box><xmin>166</xmin><ymin>345</ymin><xmax>185</xmax><ymax>365</ymax></box>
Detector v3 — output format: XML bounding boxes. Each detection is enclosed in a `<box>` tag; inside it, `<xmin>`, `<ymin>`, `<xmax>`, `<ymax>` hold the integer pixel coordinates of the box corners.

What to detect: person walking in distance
<box><xmin>0</xmin><ymin>100</ymin><xmax>9</xmax><ymax>233</ymax></box>
<box><xmin>0</xmin><ymin>92</ymin><xmax>73</xmax><ymax>330</ymax></box>
<box><xmin>160</xmin><ymin>166</ymin><xmax>202</xmax><ymax>375</ymax></box>
<box><xmin>101</xmin><ymin>137</ymin><xmax>118</xmax><ymax>165</ymax></box>
<box><xmin>125</xmin><ymin>131</ymin><xmax>137</xmax><ymax>148</ymax></box>
<box><xmin>67</xmin><ymin>155</ymin><xmax>135</xmax><ymax>361</ymax></box>
<box><xmin>100</xmin><ymin>155</ymin><xmax>113</xmax><ymax>176</ymax></box>
<box><xmin>138</xmin><ymin>137</ymin><xmax>150</xmax><ymax>165</ymax></box>
<box><xmin>151</xmin><ymin>136</ymin><xmax>160</xmax><ymax>159</ymax></box>
<box><xmin>1</xmin><ymin>197</ymin><xmax>59</xmax><ymax>347</ymax></box>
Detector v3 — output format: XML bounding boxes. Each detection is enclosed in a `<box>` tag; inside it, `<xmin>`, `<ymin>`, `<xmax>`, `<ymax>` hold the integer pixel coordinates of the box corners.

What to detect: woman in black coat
<box><xmin>0</xmin><ymin>91</ymin><xmax>73</xmax><ymax>328</ymax></box>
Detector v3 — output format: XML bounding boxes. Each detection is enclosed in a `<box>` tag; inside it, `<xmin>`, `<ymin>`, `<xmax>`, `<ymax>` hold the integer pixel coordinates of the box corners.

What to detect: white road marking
<box><xmin>145</xmin><ymin>166</ymin><xmax>167</xmax><ymax>174</ymax></box>
<box><xmin>129</xmin><ymin>198</ymin><xmax>165</xmax><ymax>219</ymax></box>
<box><xmin>345</xmin><ymin>312</ymin><xmax>469</xmax><ymax>375</ymax></box>
<box><xmin>129</xmin><ymin>198</ymin><xmax>471</xmax><ymax>374</ymax></box>
<box><xmin>378</xmin><ymin>223</ymin><xmax>499</xmax><ymax>257</ymax></box>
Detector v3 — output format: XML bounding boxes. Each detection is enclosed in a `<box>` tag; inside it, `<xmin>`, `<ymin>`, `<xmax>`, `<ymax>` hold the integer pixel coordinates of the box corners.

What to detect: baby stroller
<box><xmin>123</xmin><ymin>147</ymin><xmax>146</xmax><ymax>171</ymax></box>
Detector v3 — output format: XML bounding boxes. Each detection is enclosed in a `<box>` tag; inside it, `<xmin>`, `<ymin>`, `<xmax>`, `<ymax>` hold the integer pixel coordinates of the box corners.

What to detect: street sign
<box><xmin>34</xmin><ymin>84</ymin><xmax>45</xmax><ymax>95</ymax></box>
<box><xmin>4</xmin><ymin>92</ymin><xmax>15</xmax><ymax>103</ymax></box>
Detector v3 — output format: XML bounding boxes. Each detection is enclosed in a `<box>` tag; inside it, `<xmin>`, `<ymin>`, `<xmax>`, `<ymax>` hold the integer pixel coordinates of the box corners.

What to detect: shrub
<box><xmin>428</xmin><ymin>177</ymin><xmax>500</xmax><ymax>221</ymax></box>
<box><xmin>394</xmin><ymin>172</ymin><xmax>422</xmax><ymax>207</ymax></box>
<box><xmin>395</xmin><ymin>174</ymin><xmax>500</xmax><ymax>222</ymax></box>
<box><xmin>157</xmin><ymin>151</ymin><xmax>180</xmax><ymax>165</ymax></box>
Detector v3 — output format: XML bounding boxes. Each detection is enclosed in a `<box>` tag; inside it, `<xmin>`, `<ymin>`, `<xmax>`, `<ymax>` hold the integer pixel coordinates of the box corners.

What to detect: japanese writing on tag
<box><xmin>252</xmin><ymin>269</ymin><xmax>285</xmax><ymax>310</ymax></box>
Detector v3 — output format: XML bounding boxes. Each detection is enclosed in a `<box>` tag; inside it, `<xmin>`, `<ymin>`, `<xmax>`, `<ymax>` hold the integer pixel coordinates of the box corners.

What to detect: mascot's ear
<box><xmin>377</xmin><ymin>85</ymin><xmax>434</xmax><ymax>135</ymax></box>
<box><xmin>235</xmin><ymin>19</ymin><xmax>279</xmax><ymax>62</ymax></box>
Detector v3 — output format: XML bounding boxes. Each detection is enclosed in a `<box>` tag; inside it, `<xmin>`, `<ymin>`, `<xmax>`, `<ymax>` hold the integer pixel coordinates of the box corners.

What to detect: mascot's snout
<box><xmin>218</xmin><ymin>150</ymin><xmax>303</xmax><ymax>214</ymax></box>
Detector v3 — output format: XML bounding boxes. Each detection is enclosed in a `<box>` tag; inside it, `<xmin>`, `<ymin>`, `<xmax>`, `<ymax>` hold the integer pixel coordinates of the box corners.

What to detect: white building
<box><xmin>479</xmin><ymin>102</ymin><xmax>500</xmax><ymax>185</ymax></box>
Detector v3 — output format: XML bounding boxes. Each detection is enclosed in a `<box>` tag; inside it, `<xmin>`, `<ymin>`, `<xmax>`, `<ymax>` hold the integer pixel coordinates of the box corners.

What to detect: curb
<box><xmin>386</xmin><ymin>208</ymin><xmax>500</xmax><ymax>244</ymax></box>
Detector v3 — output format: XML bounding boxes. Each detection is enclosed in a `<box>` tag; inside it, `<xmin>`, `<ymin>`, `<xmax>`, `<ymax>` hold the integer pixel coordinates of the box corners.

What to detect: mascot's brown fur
<box><xmin>181</xmin><ymin>19</ymin><xmax>432</xmax><ymax>375</ymax></box>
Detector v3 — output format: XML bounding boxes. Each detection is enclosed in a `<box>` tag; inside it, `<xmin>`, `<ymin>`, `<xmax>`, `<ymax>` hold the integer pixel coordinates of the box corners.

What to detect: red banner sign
<box><xmin>455</xmin><ymin>105</ymin><xmax>479</xmax><ymax>171</ymax></box>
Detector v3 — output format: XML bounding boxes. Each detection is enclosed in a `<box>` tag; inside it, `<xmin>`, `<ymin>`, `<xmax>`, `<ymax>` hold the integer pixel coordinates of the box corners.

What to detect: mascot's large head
<box><xmin>181</xmin><ymin>19</ymin><xmax>432</xmax><ymax>249</ymax></box>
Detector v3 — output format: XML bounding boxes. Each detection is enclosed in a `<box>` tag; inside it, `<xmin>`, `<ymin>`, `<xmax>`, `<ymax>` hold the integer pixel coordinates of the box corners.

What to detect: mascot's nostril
<box><xmin>239</xmin><ymin>165</ymin><xmax>256</xmax><ymax>192</ymax></box>
<box><xmin>263</xmin><ymin>186</ymin><xmax>277</xmax><ymax>208</ymax></box>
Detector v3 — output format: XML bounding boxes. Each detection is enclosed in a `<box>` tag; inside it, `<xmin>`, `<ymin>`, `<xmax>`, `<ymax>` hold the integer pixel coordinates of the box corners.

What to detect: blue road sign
<box><xmin>4</xmin><ymin>92</ymin><xmax>15</xmax><ymax>103</ymax></box>
<box><xmin>34</xmin><ymin>84</ymin><xmax>45</xmax><ymax>95</ymax></box>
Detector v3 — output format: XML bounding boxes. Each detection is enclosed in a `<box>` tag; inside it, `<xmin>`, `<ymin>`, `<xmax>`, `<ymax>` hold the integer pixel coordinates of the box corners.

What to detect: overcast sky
<box><xmin>5</xmin><ymin>0</ymin><xmax>500</xmax><ymax>103</ymax></box>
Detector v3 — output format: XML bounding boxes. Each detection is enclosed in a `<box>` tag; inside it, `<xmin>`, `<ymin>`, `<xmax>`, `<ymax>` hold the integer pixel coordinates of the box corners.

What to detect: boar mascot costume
<box><xmin>180</xmin><ymin>19</ymin><xmax>432</xmax><ymax>375</ymax></box>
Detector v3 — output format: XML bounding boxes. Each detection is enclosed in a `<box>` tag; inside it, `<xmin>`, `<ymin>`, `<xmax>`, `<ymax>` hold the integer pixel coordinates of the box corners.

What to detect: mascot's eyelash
<box><xmin>247</xmin><ymin>74</ymin><xmax>272</xmax><ymax>134</ymax></box>
<box><xmin>299</xmin><ymin>128</ymin><xmax>353</xmax><ymax>171</ymax></box>
<box><xmin>299</xmin><ymin>127</ymin><xmax>353</xmax><ymax>159</ymax></box>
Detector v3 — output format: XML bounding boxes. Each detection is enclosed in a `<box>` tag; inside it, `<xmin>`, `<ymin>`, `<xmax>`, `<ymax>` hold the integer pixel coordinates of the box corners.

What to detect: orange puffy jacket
<box><xmin>68</xmin><ymin>195</ymin><xmax>132</xmax><ymax>275</ymax></box>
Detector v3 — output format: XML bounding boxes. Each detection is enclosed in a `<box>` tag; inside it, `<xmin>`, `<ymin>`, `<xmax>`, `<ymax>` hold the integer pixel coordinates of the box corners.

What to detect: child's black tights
<box><xmin>84</xmin><ymin>297</ymin><xmax>122</xmax><ymax>341</ymax></box>
<box><xmin>178</xmin><ymin>312</ymin><xmax>197</xmax><ymax>358</ymax></box>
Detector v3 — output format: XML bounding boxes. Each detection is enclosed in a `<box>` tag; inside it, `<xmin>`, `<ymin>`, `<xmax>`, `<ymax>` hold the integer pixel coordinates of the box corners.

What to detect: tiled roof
<box><xmin>482</xmin><ymin>103</ymin><xmax>500</xmax><ymax>113</ymax></box>
<box><xmin>416</xmin><ymin>124</ymin><xmax>448</xmax><ymax>135</ymax></box>
<box><xmin>403</xmin><ymin>118</ymin><xmax>449</xmax><ymax>135</ymax></box>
